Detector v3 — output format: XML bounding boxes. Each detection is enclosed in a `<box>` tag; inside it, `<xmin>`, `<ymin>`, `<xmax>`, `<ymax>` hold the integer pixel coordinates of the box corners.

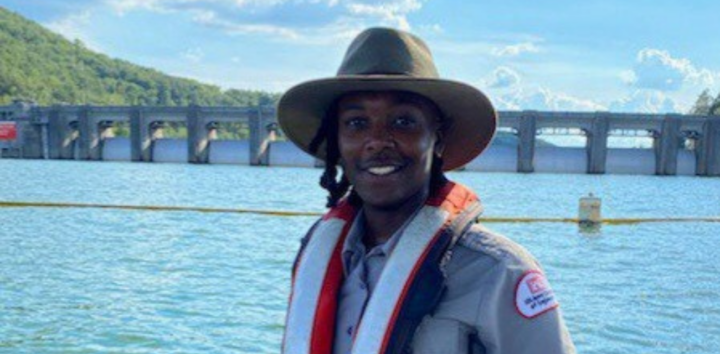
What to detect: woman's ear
<box><xmin>434</xmin><ymin>130</ymin><xmax>445</xmax><ymax>157</ymax></box>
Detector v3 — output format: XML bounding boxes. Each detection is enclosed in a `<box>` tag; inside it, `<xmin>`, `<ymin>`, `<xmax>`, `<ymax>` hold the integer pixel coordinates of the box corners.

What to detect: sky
<box><xmin>3</xmin><ymin>0</ymin><xmax>720</xmax><ymax>114</ymax></box>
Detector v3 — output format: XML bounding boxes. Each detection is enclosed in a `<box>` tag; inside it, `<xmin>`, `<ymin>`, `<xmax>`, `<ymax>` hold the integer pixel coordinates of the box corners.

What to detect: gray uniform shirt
<box><xmin>332</xmin><ymin>214</ymin><xmax>576</xmax><ymax>354</ymax></box>
<box><xmin>333</xmin><ymin>211</ymin><xmax>408</xmax><ymax>354</ymax></box>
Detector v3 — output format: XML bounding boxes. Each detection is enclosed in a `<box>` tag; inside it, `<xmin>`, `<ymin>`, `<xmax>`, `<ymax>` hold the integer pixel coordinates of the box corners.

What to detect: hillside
<box><xmin>0</xmin><ymin>7</ymin><xmax>279</xmax><ymax>107</ymax></box>
<box><xmin>0</xmin><ymin>7</ymin><xmax>544</xmax><ymax>144</ymax></box>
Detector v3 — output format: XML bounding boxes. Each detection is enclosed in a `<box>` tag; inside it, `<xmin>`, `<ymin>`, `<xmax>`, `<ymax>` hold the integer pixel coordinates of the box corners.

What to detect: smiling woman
<box><xmin>277</xmin><ymin>27</ymin><xmax>576</xmax><ymax>354</ymax></box>
<box><xmin>335</xmin><ymin>92</ymin><xmax>442</xmax><ymax>239</ymax></box>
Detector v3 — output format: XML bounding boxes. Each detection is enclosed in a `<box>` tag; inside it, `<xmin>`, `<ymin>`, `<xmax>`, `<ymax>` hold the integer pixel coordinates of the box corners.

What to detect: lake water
<box><xmin>1</xmin><ymin>159</ymin><xmax>719</xmax><ymax>353</ymax></box>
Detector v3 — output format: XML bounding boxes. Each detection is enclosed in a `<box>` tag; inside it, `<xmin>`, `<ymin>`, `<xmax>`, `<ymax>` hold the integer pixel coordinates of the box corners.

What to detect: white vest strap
<box><xmin>283</xmin><ymin>182</ymin><xmax>481</xmax><ymax>354</ymax></box>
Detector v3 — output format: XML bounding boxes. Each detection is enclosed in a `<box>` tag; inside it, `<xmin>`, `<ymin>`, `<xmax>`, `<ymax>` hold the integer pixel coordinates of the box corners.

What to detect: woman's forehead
<box><xmin>337</xmin><ymin>91</ymin><xmax>442</xmax><ymax>116</ymax></box>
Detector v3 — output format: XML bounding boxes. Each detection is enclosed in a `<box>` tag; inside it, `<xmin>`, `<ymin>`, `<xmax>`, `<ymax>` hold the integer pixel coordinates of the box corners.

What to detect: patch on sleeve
<box><xmin>514</xmin><ymin>270</ymin><xmax>559</xmax><ymax>319</ymax></box>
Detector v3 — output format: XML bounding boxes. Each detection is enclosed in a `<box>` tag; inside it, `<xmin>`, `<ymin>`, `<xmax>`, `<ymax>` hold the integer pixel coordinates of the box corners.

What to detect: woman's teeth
<box><xmin>368</xmin><ymin>166</ymin><xmax>398</xmax><ymax>176</ymax></box>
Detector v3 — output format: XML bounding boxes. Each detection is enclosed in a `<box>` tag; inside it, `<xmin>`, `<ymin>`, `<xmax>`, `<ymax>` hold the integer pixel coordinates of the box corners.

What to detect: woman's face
<box><xmin>336</xmin><ymin>91</ymin><xmax>441</xmax><ymax>210</ymax></box>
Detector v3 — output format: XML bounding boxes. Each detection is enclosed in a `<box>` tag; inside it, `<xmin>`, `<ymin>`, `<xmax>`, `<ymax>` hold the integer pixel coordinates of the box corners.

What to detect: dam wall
<box><xmin>1</xmin><ymin>102</ymin><xmax>719</xmax><ymax>176</ymax></box>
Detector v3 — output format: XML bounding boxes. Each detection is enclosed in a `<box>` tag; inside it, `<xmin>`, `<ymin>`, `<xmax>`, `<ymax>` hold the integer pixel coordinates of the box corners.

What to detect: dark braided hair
<box><xmin>309</xmin><ymin>102</ymin><xmax>355</xmax><ymax>207</ymax></box>
<box><xmin>309</xmin><ymin>93</ymin><xmax>448</xmax><ymax>208</ymax></box>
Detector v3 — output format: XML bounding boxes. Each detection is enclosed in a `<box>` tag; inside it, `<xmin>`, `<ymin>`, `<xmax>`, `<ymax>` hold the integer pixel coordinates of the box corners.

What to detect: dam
<box><xmin>1</xmin><ymin>101</ymin><xmax>719</xmax><ymax>176</ymax></box>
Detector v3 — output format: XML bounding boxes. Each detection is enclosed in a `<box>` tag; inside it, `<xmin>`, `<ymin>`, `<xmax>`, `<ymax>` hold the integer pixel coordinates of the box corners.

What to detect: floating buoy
<box><xmin>579</xmin><ymin>193</ymin><xmax>602</xmax><ymax>231</ymax></box>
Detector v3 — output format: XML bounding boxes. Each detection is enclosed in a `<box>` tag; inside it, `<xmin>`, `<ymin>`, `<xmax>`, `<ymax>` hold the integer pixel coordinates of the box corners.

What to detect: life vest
<box><xmin>282</xmin><ymin>181</ymin><xmax>483</xmax><ymax>354</ymax></box>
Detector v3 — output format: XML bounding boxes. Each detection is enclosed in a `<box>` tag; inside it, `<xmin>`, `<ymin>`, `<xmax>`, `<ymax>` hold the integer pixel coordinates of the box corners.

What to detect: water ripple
<box><xmin>1</xmin><ymin>160</ymin><xmax>719</xmax><ymax>353</ymax></box>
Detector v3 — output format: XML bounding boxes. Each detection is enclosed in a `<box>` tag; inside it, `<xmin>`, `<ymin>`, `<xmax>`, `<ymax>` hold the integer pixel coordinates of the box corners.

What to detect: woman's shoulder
<box><xmin>454</xmin><ymin>223</ymin><xmax>540</xmax><ymax>269</ymax></box>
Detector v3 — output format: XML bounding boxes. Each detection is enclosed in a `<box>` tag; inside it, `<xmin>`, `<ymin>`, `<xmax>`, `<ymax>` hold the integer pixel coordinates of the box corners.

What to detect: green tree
<box><xmin>711</xmin><ymin>93</ymin><xmax>720</xmax><ymax>115</ymax></box>
<box><xmin>0</xmin><ymin>6</ymin><xmax>282</xmax><ymax>107</ymax></box>
<box><xmin>690</xmin><ymin>89</ymin><xmax>713</xmax><ymax>115</ymax></box>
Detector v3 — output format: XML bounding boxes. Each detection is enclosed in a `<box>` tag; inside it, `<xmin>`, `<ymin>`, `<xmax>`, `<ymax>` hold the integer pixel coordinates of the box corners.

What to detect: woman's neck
<box><xmin>361</xmin><ymin>187</ymin><xmax>429</xmax><ymax>248</ymax></box>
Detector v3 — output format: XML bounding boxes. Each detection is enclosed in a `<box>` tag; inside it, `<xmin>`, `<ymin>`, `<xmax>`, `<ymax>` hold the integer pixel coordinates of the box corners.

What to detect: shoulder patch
<box><xmin>514</xmin><ymin>270</ymin><xmax>559</xmax><ymax>319</ymax></box>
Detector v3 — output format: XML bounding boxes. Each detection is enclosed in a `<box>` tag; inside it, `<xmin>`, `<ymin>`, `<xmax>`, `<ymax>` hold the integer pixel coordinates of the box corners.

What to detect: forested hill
<box><xmin>0</xmin><ymin>7</ymin><xmax>280</xmax><ymax>107</ymax></box>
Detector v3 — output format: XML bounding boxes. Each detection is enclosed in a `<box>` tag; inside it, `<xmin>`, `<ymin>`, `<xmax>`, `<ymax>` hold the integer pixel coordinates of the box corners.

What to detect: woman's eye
<box><xmin>344</xmin><ymin>117</ymin><xmax>367</xmax><ymax>129</ymax></box>
<box><xmin>393</xmin><ymin>115</ymin><xmax>416</xmax><ymax>127</ymax></box>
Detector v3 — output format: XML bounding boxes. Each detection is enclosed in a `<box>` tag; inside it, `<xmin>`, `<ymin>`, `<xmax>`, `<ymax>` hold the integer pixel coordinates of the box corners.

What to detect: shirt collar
<box><xmin>340</xmin><ymin>205</ymin><xmax>424</xmax><ymax>275</ymax></box>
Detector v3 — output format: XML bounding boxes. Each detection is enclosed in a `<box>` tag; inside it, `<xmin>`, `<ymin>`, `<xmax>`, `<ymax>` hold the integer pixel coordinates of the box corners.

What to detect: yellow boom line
<box><xmin>1</xmin><ymin>201</ymin><xmax>719</xmax><ymax>224</ymax></box>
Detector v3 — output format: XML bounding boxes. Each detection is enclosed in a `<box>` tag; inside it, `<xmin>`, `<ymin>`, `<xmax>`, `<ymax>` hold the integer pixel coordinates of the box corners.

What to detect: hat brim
<box><xmin>277</xmin><ymin>76</ymin><xmax>497</xmax><ymax>171</ymax></box>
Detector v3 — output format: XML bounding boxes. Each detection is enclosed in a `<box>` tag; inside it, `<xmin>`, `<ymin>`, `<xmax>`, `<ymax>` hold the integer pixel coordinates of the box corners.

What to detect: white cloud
<box><xmin>105</xmin><ymin>0</ymin><xmax>425</xmax><ymax>41</ymax></box>
<box><xmin>44</xmin><ymin>11</ymin><xmax>101</xmax><ymax>50</ymax></box>
<box><xmin>108</xmin><ymin>0</ymin><xmax>281</xmax><ymax>14</ymax></box>
<box><xmin>619</xmin><ymin>69</ymin><xmax>636</xmax><ymax>85</ymax></box>
<box><xmin>346</xmin><ymin>0</ymin><xmax>423</xmax><ymax>31</ymax></box>
<box><xmin>491</xmin><ymin>86</ymin><xmax>687</xmax><ymax>114</ymax></box>
<box><xmin>627</xmin><ymin>48</ymin><xmax>716</xmax><ymax>91</ymax></box>
<box><xmin>107</xmin><ymin>0</ymin><xmax>165</xmax><ymax>15</ymax></box>
<box><xmin>485</xmin><ymin>67</ymin><xmax>521</xmax><ymax>89</ymax></box>
<box><xmin>608</xmin><ymin>90</ymin><xmax>679</xmax><ymax>113</ymax></box>
<box><xmin>191</xmin><ymin>9</ymin><xmax>300</xmax><ymax>39</ymax></box>
<box><xmin>182</xmin><ymin>47</ymin><xmax>205</xmax><ymax>63</ymax></box>
<box><xmin>493</xmin><ymin>87</ymin><xmax>605</xmax><ymax>112</ymax></box>
<box><xmin>492</xmin><ymin>42</ymin><xmax>540</xmax><ymax>57</ymax></box>
<box><xmin>419</xmin><ymin>23</ymin><xmax>443</xmax><ymax>35</ymax></box>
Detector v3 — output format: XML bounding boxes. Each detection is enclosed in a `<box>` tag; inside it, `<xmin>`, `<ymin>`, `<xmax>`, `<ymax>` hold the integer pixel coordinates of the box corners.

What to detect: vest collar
<box><xmin>283</xmin><ymin>181</ymin><xmax>483</xmax><ymax>354</ymax></box>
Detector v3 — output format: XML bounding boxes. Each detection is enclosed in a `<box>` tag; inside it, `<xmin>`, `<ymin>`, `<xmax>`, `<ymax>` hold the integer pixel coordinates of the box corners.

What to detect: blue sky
<box><xmin>3</xmin><ymin>0</ymin><xmax>720</xmax><ymax>113</ymax></box>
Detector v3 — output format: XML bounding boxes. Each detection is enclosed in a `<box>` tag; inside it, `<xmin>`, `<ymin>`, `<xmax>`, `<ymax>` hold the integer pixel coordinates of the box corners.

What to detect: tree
<box><xmin>690</xmin><ymin>89</ymin><xmax>713</xmax><ymax>115</ymax></box>
<box><xmin>0</xmin><ymin>7</ymin><xmax>282</xmax><ymax>107</ymax></box>
<box><xmin>711</xmin><ymin>93</ymin><xmax>720</xmax><ymax>115</ymax></box>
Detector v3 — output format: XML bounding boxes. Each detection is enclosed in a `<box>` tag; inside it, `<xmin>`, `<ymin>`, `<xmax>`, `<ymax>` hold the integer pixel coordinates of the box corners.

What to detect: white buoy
<box><xmin>579</xmin><ymin>193</ymin><xmax>602</xmax><ymax>227</ymax></box>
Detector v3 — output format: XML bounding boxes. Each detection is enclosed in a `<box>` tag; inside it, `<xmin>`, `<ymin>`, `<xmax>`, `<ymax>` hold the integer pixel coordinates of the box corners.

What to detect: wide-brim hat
<box><xmin>277</xmin><ymin>27</ymin><xmax>497</xmax><ymax>171</ymax></box>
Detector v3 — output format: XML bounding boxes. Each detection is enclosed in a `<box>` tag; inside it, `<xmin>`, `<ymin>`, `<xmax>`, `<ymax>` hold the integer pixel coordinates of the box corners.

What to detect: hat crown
<box><xmin>337</xmin><ymin>28</ymin><xmax>440</xmax><ymax>78</ymax></box>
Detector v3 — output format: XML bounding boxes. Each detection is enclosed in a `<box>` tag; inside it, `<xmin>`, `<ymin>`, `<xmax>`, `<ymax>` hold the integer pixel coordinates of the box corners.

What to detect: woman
<box><xmin>278</xmin><ymin>27</ymin><xmax>575</xmax><ymax>354</ymax></box>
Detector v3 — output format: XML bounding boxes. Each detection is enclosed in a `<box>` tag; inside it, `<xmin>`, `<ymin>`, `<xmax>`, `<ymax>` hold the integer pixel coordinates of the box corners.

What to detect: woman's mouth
<box><xmin>367</xmin><ymin>165</ymin><xmax>401</xmax><ymax>176</ymax></box>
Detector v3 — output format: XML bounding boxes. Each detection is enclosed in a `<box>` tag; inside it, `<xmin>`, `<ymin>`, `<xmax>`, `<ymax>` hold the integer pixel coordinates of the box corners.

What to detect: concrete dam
<box><xmin>1</xmin><ymin>102</ymin><xmax>719</xmax><ymax>176</ymax></box>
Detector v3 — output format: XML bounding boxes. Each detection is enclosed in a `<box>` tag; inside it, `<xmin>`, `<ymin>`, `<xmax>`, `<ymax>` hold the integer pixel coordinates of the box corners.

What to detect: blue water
<box><xmin>1</xmin><ymin>159</ymin><xmax>719</xmax><ymax>353</ymax></box>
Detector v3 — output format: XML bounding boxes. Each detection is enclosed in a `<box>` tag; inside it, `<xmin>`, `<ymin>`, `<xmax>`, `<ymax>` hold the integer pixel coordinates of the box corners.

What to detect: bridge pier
<box><xmin>656</xmin><ymin>114</ymin><xmax>682</xmax><ymax>175</ymax></box>
<box><xmin>187</xmin><ymin>105</ymin><xmax>211</xmax><ymax>164</ymax></box>
<box><xmin>587</xmin><ymin>113</ymin><xmax>609</xmax><ymax>174</ymax></box>
<box><xmin>517</xmin><ymin>112</ymin><xmax>536</xmax><ymax>173</ymax></box>
<box><xmin>5</xmin><ymin>103</ymin><xmax>720</xmax><ymax>177</ymax></box>
<box><xmin>19</xmin><ymin>122</ymin><xmax>44</xmax><ymax>159</ymax></box>
<box><xmin>18</xmin><ymin>108</ymin><xmax>44</xmax><ymax>159</ymax></box>
<box><xmin>47</xmin><ymin>106</ymin><xmax>76</xmax><ymax>159</ymax></box>
<box><xmin>77</xmin><ymin>107</ymin><xmax>102</xmax><ymax>160</ymax></box>
<box><xmin>249</xmin><ymin>107</ymin><xmax>273</xmax><ymax>166</ymax></box>
<box><xmin>130</xmin><ymin>108</ymin><xmax>153</xmax><ymax>162</ymax></box>
<box><xmin>698</xmin><ymin>117</ymin><xmax>720</xmax><ymax>176</ymax></box>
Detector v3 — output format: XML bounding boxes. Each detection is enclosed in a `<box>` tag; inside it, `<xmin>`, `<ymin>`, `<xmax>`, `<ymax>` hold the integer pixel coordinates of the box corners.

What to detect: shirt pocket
<box><xmin>411</xmin><ymin>316</ymin><xmax>475</xmax><ymax>354</ymax></box>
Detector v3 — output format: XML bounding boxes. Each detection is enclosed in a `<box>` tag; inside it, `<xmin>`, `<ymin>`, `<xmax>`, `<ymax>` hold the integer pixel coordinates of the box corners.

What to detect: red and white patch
<box><xmin>514</xmin><ymin>270</ymin><xmax>559</xmax><ymax>319</ymax></box>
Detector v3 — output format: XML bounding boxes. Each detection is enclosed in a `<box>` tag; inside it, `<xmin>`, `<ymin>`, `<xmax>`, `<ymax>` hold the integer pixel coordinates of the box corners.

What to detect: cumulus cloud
<box><xmin>418</xmin><ymin>23</ymin><xmax>443</xmax><ymax>35</ymax></box>
<box><xmin>608</xmin><ymin>90</ymin><xmax>679</xmax><ymax>113</ymax></box>
<box><xmin>485</xmin><ymin>67</ymin><xmax>521</xmax><ymax>89</ymax></box>
<box><xmin>182</xmin><ymin>47</ymin><xmax>205</xmax><ymax>63</ymax></box>
<box><xmin>626</xmin><ymin>48</ymin><xmax>716</xmax><ymax>91</ymax></box>
<box><xmin>108</xmin><ymin>0</ymin><xmax>286</xmax><ymax>14</ymax></box>
<box><xmin>191</xmin><ymin>9</ymin><xmax>300</xmax><ymax>39</ymax></box>
<box><xmin>107</xmin><ymin>0</ymin><xmax>164</xmax><ymax>15</ymax></box>
<box><xmin>491</xmin><ymin>86</ymin><xmax>686</xmax><ymax>114</ymax></box>
<box><xmin>492</xmin><ymin>42</ymin><xmax>540</xmax><ymax>57</ymax></box>
<box><xmin>346</xmin><ymin>0</ymin><xmax>422</xmax><ymax>30</ymax></box>
<box><xmin>44</xmin><ymin>11</ymin><xmax>97</xmax><ymax>46</ymax></box>
<box><xmin>107</xmin><ymin>0</ymin><xmax>424</xmax><ymax>38</ymax></box>
<box><xmin>493</xmin><ymin>87</ymin><xmax>605</xmax><ymax>112</ymax></box>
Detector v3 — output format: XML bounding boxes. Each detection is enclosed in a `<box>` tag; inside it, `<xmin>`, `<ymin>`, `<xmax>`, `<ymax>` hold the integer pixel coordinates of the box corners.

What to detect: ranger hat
<box><xmin>277</xmin><ymin>27</ymin><xmax>497</xmax><ymax>171</ymax></box>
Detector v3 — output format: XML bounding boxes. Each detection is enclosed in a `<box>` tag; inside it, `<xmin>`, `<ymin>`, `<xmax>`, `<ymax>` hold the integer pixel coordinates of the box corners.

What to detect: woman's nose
<box><xmin>365</xmin><ymin>124</ymin><xmax>395</xmax><ymax>151</ymax></box>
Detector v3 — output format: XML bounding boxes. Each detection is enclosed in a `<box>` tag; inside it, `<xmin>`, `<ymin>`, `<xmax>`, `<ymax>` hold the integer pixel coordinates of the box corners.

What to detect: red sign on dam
<box><xmin>0</xmin><ymin>122</ymin><xmax>17</xmax><ymax>141</ymax></box>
